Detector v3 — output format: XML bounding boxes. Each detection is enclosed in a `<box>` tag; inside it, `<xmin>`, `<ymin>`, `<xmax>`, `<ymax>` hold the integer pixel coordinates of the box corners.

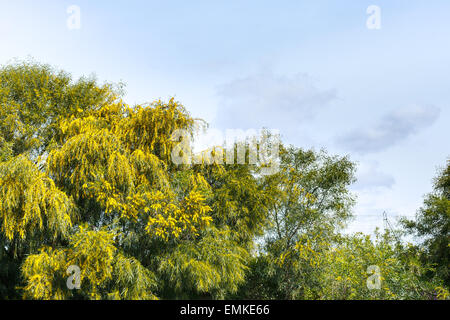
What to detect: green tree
<box><xmin>235</xmin><ymin>146</ymin><xmax>356</xmax><ymax>299</ymax></box>
<box><xmin>402</xmin><ymin>159</ymin><xmax>450</xmax><ymax>287</ymax></box>
<box><xmin>235</xmin><ymin>148</ymin><xmax>448</xmax><ymax>300</ymax></box>
<box><xmin>317</xmin><ymin>231</ymin><xmax>441</xmax><ymax>300</ymax></box>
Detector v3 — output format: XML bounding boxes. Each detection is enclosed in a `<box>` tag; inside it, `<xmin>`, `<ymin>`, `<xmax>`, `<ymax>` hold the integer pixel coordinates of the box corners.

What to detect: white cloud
<box><xmin>336</xmin><ymin>105</ymin><xmax>441</xmax><ymax>154</ymax></box>
<box><xmin>215</xmin><ymin>71</ymin><xmax>337</xmax><ymax>130</ymax></box>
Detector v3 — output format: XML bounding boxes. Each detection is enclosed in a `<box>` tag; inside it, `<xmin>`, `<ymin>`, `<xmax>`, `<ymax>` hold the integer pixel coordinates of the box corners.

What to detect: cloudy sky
<box><xmin>1</xmin><ymin>0</ymin><xmax>449</xmax><ymax>234</ymax></box>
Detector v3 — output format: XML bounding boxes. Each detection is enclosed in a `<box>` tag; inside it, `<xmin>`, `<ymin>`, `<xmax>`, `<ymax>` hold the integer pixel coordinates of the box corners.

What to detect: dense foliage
<box><xmin>0</xmin><ymin>62</ymin><xmax>448</xmax><ymax>300</ymax></box>
<box><xmin>402</xmin><ymin>160</ymin><xmax>450</xmax><ymax>289</ymax></box>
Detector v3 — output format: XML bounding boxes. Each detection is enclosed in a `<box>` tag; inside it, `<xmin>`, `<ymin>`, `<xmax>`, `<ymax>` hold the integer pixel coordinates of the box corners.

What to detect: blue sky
<box><xmin>1</xmin><ymin>0</ymin><xmax>449</xmax><ymax>234</ymax></box>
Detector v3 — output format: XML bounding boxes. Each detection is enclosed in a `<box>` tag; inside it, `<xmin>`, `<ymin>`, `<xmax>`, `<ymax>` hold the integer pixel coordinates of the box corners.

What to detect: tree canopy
<box><xmin>0</xmin><ymin>61</ymin><xmax>448</xmax><ymax>300</ymax></box>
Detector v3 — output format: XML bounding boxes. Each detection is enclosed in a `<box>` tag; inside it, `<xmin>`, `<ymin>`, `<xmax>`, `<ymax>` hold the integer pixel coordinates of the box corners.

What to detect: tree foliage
<box><xmin>402</xmin><ymin>160</ymin><xmax>450</xmax><ymax>287</ymax></box>
<box><xmin>0</xmin><ymin>61</ymin><xmax>447</xmax><ymax>300</ymax></box>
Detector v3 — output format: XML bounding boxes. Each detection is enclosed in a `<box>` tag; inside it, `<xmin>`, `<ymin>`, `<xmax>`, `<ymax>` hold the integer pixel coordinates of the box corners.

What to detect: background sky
<box><xmin>1</xmin><ymin>0</ymin><xmax>449</xmax><ymax>234</ymax></box>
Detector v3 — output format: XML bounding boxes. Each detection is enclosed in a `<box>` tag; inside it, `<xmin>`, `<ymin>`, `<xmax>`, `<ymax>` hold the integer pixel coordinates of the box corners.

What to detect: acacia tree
<box><xmin>0</xmin><ymin>61</ymin><xmax>120</xmax><ymax>299</ymax></box>
<box><xmin>0</xmin><ymin>62</ymin><xmax>270</xmax><ymax>299</ymax></box>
